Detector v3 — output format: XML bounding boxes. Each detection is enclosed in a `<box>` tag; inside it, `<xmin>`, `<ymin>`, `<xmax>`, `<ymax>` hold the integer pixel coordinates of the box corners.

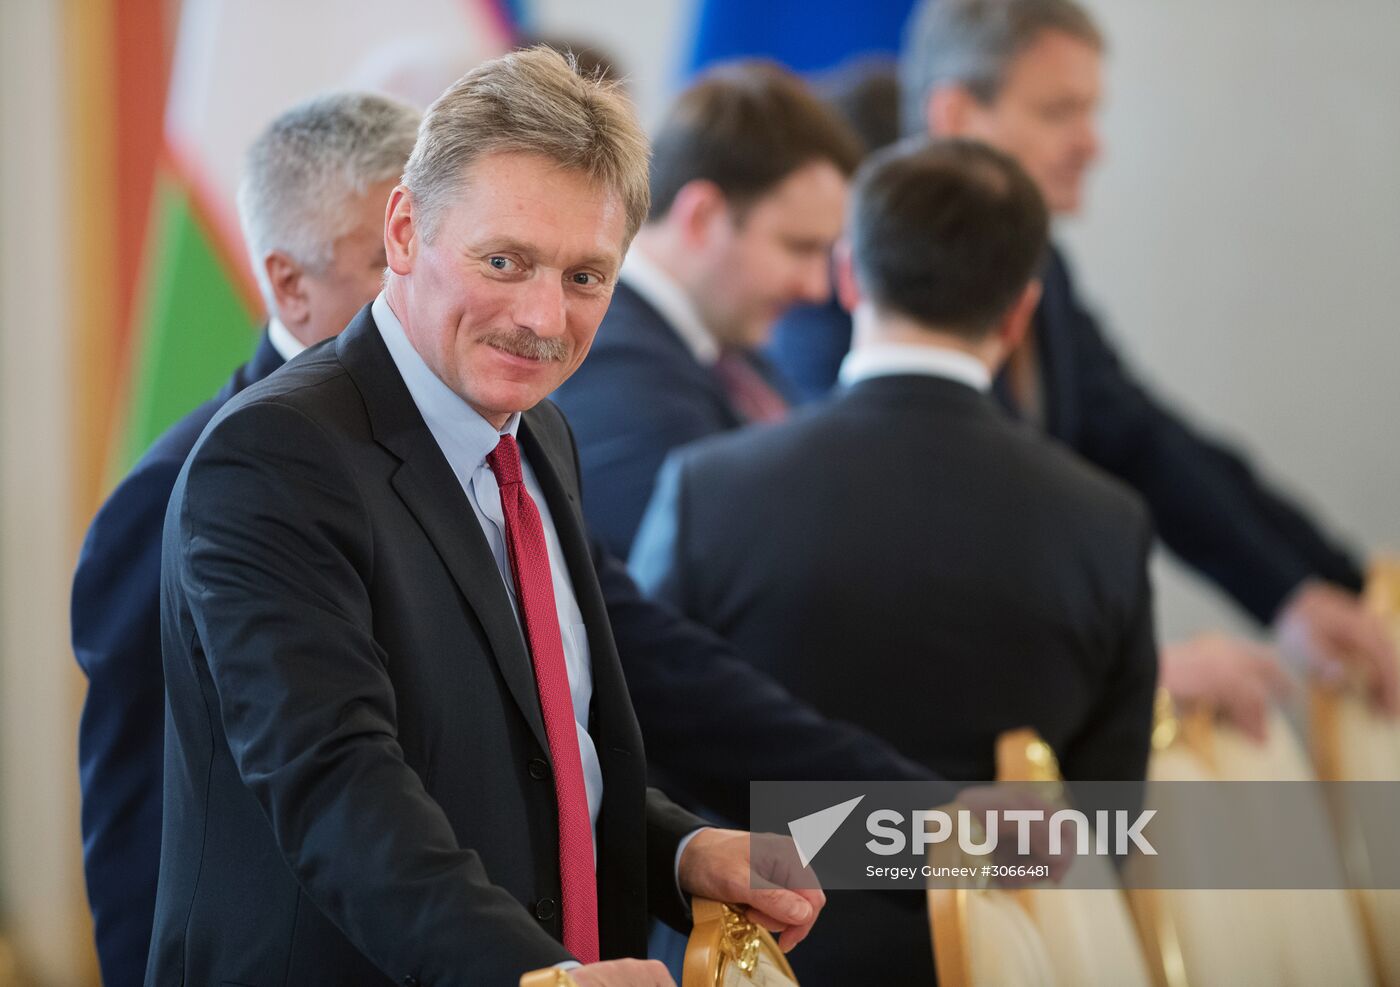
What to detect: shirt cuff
<box><xmin>555</xmin><ymin>960</ymin><xmax>581</xmax><ymax>971</ymax></box>
<box><xmin>674</xmin><ymin>826</ymin><xmax>709</xmax><ymax>897</ymax></box>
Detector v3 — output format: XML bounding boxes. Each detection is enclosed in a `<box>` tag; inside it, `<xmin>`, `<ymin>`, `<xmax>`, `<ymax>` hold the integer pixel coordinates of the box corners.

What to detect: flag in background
<box><xmin>100</xmin><ymin>0</ymin><xmax>911</xmax><ymax>487</ymax></box>
<box><xmin>103</xmin><ymin>0</ymin><xmax>516</xmax><ymax>483</ymax></box>
<box><xmin>686</xmin><ymin>0</ymin><xmax>918</xmax><ymax>76</ymax></box>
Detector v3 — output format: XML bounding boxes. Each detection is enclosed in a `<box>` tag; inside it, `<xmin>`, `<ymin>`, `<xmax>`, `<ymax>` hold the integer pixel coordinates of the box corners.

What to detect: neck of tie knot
<box><xmin>712</xmin><ymin>350</ymin><xmax>789</xmax><ymax>424</ymax></box>
<box><xmin>487</xmin><ymin>434</ymin><xmax>524</xmax><ymax>487</ymax></box>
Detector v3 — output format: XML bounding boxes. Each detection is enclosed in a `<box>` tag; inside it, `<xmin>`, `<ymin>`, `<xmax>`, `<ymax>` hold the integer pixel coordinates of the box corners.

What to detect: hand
<box><xmin>1275</xmin><ymin>580</ymin><xmax>1399</xmax><ymax>715</ymax></box>
<box><xmin>957</xmin><ymin>786</ymin><xmax>1071</xmax><ymax>886</ymax></box>
<box><xmin>677</xmin><ymin>828</ymin><xmax>825</xmax><ymax>952</ymax></box>
<box><xmin>568</xmin><ymin>959</ymin><xmax>675</xmax><ymax>986</ymax></box>
<box><xmin>1160</xmin><ymin>633</ymin><xmax>1293</xmax><ymax>741</ymax></box>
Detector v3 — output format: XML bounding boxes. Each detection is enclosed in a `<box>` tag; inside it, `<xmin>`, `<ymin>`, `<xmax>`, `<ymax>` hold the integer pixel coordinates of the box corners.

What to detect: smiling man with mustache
<box><xmin>148</xmin><ymin>48</ymin><xmax>825</xmax><ymax>987</ymax></box>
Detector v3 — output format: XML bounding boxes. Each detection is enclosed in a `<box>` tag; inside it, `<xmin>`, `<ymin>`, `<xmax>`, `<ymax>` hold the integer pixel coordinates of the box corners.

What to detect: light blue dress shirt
<box><xmin>371</xmin><ymin>293</ymin><xmax>604</xmax><ymax>856</ymax></box>
<box><xmin>372</xmin><ymin>295</ymin><xmax>702</xmax><ymax>973</ymax></box>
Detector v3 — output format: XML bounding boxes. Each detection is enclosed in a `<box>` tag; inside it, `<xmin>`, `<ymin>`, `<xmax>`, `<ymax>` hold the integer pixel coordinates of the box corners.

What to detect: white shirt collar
<box><xmin>266</xmin><ymin>315</ymin><xmax>308</xmax><ymax>363</ymax></box>
<box><xmin>371</xmin><ymin>292</ymin><xmax>520</xmax><ymax>482</ymax></box>
<box><xmin>619</xmin><ymin>248</ymin><xmax>720</xmax><ymax>366</ymax></box>
<box><xmin>838</xmin><ymin>342</ymin><xmax>993</xmax><ymax>392</ymax></box>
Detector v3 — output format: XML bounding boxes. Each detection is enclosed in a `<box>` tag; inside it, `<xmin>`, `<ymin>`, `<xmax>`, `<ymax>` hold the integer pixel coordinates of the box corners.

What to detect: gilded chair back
<box><xmin>928</xmin><ymin>728</ymin><xmax>1153</xmax><ymax>987</ymax></box>
<box><xmin>1137</xmin><ymin>691</ymin><xmax>1375</xmax><ymax>987</ymax></box>
<box><xmin>519</xmin><ymin>898</ymin><xmax>799</xmax><ymax>987</ymax></box>
<box><xmin>682</xmin><ymin>898</ymin><xmax>799</xmax><ymax>987</ymax></box>
<box><xmin>1308</xmin><ymin>558</ymin><xmax>1400</xmax><ymax>986</ymax></box>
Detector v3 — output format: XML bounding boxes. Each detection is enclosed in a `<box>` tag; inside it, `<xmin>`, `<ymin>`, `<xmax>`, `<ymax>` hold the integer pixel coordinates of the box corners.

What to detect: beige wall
<box><xmin>1060</xmin><ymin>0</ymin><xmax>1400</xmax><ymax>639</ymax></box>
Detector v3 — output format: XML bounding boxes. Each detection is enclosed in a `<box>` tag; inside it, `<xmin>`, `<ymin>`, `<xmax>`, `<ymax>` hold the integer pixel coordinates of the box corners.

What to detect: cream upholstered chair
<box><xmin>1308</xmin><ymin>558</ymin><xmax>1400</xmax><ymax>986</ymax></box>
<box><xmin>998</xmin><ymin>730</ymin><xmax>1155</xmax><ymax>987</ymax></box>
<box><xmin>927</xmin><ymin>729</ymin><xmax>1154</xmax><ymax>987</ymax></box>
<box><xmin>1131</xmin><ymin>692</ymin><xmax>1237</xmax><ymax>987</ymax></box>
<box><xmin>520</xmin><ymin>899</ymin><xmax>798</xmax><ymax>987</ymax></box>
<box><xmin>929</xmin><ymin>877</ymin><xmax>1055</xmax><ymax>987</ymax></box>
<box><xmin>1133</xmin><ymin>690</ymin><xmax>1376</xmax><ymax>987</ymax></box>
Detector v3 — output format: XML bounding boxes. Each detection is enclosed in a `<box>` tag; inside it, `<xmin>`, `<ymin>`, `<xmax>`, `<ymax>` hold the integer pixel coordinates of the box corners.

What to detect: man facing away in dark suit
<box><xmin>146</xmin><ymin>48</ymin><xmax>833</xmax><ymax>986</ymax></box>
<box><xmin>551</xmin><ymin>62</ymin><xmax>864</xmax><ymax>558</ymax></box>
<box><xmin>631</xmin><ymin>138</ymin><xmax>1158</xmax><ymax>985</ymax></box>
<box><xmin>71</xmin><ymin>91</ymin><xmax>421</xmax><ymax>987</ymax></box>
<box><xmin>765</xmin><ymin>0</ymin><xmax>1398</xmax><ymax>715</ymax></box>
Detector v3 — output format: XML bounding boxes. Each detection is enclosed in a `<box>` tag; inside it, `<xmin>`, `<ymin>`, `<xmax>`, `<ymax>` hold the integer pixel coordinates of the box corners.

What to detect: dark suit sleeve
<box><xmin>1055</xmin><ymin>256</ymin><xmax>1363</xmax><ymax>622</ymax></box>
<box><xmin>645</xmin><ymin>787</ymin><xmax>707</xmax><ymax>932</ymax></box>
<box><xmin>762</xmin><ymin>297</ymin><xmax>852</xmax><ymax>405</ymax></box>
<box><xmin>72</xmin><ymin>460</ymin><xmax>177</xmax><ymax>987</ymax></box>
<box><xmin>174</xmin><ymin>401</ymin><xmax>572</xmax><ymax>982</ymax></box>
<box><xmin>1060</xmin><ymin>508</ymin><xmax>1159</xmax><ymax>788</ymax></box>
<box><xmin>559</xmin><ymin>345</ymin><xmax>738</xmax><ymax>558</ymax></box>
<box><xmin>622</xmin><ymin>455</ymin><xmax>948</xmax><ymax>823</ymax></box>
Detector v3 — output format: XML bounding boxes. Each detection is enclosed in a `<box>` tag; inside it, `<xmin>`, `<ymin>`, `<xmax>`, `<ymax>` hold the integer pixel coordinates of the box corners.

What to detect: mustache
<box><xmin>480</xmin><ymin>328</ymin><xmax>569</xmax><ymax>363</ymax></box>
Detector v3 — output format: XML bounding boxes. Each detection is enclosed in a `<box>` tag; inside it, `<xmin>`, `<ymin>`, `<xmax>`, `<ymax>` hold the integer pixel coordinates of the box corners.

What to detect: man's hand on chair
<box><xmin>678</xmin><ymin>828</ymin><xmax>826</xmax><ymax>952</ymax></box>
<box><xmin>1276</xmin><ymin>579</ymin><xmax>1399</xmax><ymax>716</ymax></box>
<box><xmin>1161</xmin><ymin>633</ymin><xmax>1294</xmax><ymax>741</ymax></box>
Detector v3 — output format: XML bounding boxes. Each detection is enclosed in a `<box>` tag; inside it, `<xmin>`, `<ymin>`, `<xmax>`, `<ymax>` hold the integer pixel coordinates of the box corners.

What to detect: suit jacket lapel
<box><xmin>615</xmin><ymin>283</ymin><xmax>743</xmax><ymax>429</ymax></box>
<box><xmin>1037</xmin><ymin>247</ymin><xmax>1079</xmax><ymax>443</ymax></box>
<box><xmin>336</xmin><ymin>306</ymin><xmax>550</xmax><ymax>754</ymax></box>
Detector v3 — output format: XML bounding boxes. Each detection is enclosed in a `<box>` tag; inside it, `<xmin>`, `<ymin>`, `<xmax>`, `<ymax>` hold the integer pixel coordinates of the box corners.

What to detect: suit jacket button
<box><xmin>401</xmin><ymin>977</ymin><xmax>420</xmax><ymax>987</ymax></box>
<box><xmin>528</xmin><ymin>758</ymin><xmax>550</xmax><ymax>780</ymax></box>
<box><xmin>535</xmin><ymin>897</ymin><xmax>557</xmax><ymax>921</ymax></box>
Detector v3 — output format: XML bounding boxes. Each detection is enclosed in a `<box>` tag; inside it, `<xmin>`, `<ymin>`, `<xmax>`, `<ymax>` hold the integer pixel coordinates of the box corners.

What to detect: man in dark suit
<box><xmin>72</xmin><ymin>92</ymin><xmax>420</xmax><ymax>987</ymax></box>
<box><xmin>147</xmin><ymin>49</ymin><xmax>834</xmax><ymax>986</ymax></box>
<box><xmin>78</xmin><ymin>79</ymin><xmax>947</xmax><ymax>987</ymax></box>
<box><xmin>552</xmin><ymin>62</ymin><xmax>864</xmax><ymax>557</ymax></box>
<box><xmin>78</xmin><ymin>78</ymin><xmax>950</xmax><ymax>987</ymax></box>
<box><xmin>632</xmin><ymin>138</ymin><xmax>1158</xmax><ymax>985</ymax></box>
<box><xmin>763</xmin><ymin>0</ymin><xmax>1397</xmax><ymax>711</ymax></box>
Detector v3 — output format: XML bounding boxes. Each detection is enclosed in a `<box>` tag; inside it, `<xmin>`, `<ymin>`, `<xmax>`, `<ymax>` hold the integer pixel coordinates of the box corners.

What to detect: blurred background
<box><xmin>1</xmin><ymin>0</ymin><xmax>1396</xmax><ymax>982</ymax></box>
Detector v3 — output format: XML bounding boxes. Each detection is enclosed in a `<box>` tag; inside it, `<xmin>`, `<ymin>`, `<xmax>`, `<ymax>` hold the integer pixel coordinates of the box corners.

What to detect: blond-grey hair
<box><xmin>237</xmin><ymin>91</ymin><xmax>420</xmax><ymax>310</ymax></box>
<box><xmin>402</xmin><ymin>45</ymin><xmax>650</xmax><ymax>247</ymax></box>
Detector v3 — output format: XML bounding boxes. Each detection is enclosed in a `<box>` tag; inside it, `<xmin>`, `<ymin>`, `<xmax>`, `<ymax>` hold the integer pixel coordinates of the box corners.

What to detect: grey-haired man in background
<box><xmin>73</xmin><ymin>91</ymin><xmax>420</xmax><ymax>987</ymax></box>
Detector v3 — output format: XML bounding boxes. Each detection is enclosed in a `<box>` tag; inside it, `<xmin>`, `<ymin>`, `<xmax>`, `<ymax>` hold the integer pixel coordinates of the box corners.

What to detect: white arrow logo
<box><xmin>788</xmin><ymin>795</ymin><xmax>866</xmax><ymax>867</ymax></box>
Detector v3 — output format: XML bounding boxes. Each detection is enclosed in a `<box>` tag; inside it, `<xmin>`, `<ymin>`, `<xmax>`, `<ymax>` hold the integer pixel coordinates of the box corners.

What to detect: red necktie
<box><xmin>487</xmin><ymin>435</ymin><xmax>600</xmax><ymax>963</ymax></box>
<box><xmin>711</xmin><ymin>351</ymin><xmax>789</xmax><ymax>424</ymax></box>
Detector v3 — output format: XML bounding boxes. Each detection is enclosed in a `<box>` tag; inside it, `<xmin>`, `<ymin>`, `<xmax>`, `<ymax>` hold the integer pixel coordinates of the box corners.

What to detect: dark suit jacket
<box><xmin>764</xmin><ymin>246</ymin><xmax>1364</xmax><ymax>621</ymax></box>
<box><xmin>72</xmin><ymin>331</ymin><xmax>281</xmax><ymax>987</ymax></box>
<box><xmin>1019</xmin><ymin>247</ymin><xmax>1363</xmax><ymax>620</ymax></box>
<box><xmin>78</xmin><ymin>324</ymin><xmax>939</xmax><ymax>986</ymax></box>
<box><xmin>762</xmin><ymin>296</ymin><xmax>850</xmax><ymax>405</ymax></box>
<box><xmin>149</xmin><ymin>308</ymin><xmax>702</xmax><ymax>986</ymax></box>
<box><xmin>552</xmin><ymin>282</ymin><xmax>787</xmax><ymax>557</ymax></box>
<box><xmin>631</xmin><ymin>373</ymin><xmax>1158</xmax><ymax>985</ymax></box>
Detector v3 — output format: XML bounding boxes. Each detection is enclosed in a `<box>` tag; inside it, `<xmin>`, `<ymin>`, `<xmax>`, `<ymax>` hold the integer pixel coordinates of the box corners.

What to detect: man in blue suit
<box><xmin>552</xmin><ymin>62</ymin><xmax>864</xmax><ymax>557</ymax></box>
<box><xmin>74</xmin><ymin>84</ymin><xmax>939</xmax><ymax>987</ymax></box>
<box><xmin>766</xmin><ymin>0</ymin><xmax>1397</xmax><ymax>710</ymax></box>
